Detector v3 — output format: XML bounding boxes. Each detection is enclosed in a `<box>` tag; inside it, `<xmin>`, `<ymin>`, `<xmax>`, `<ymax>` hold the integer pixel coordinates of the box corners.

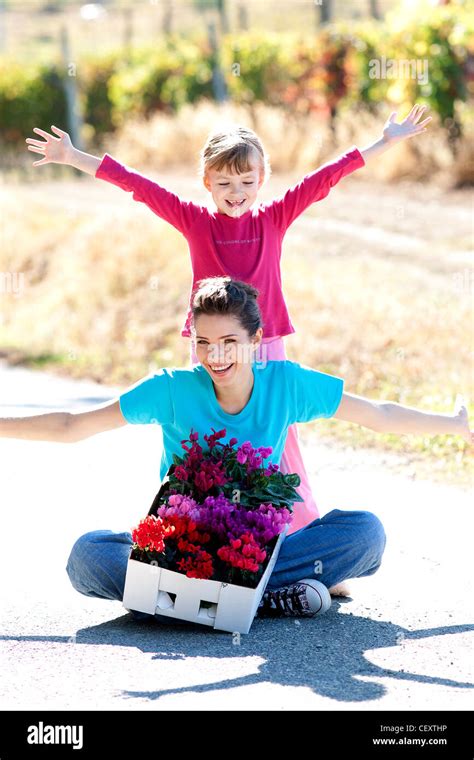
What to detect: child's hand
<box><xmin>382</xmin><ymin>105</ymin><xmax>432</xmax><ymax>145</ymax></box>
<box><xmin>25</xmin><ymin>125</ymin><xmax>74</xmax><ymax>167</ymax></box>
<box><xmin>452</xmin><ymin>395</ymin><xmax>473</xmax><ymax>446</ymax></box>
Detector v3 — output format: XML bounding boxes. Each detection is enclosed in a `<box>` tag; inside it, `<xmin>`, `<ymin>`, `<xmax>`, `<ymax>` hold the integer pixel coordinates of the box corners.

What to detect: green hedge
<box><xmin>108</xmin><ymin>38</ymin><xmax>215</xmax><ymax>127</ymax></box>
<box><xmin>1</xmin><ymin>1</ymin><xmax>472</xmax><ymax>147</ymax></box>
<box><xmin>0</xmin><ymin>61</ymin><xmax>67</xmax><ymax>143</ymax></box>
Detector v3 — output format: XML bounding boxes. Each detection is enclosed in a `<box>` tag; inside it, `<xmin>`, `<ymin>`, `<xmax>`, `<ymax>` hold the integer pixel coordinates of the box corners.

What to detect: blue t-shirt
<box><xmin>119</xmin><ymin>360</ymin><xmax>344</xmax><ymax>481</ymax></box>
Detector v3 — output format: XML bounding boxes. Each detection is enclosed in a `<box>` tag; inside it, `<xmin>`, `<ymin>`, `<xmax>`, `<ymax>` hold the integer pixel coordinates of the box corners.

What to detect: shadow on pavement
<box><xmin>3</xmin><ymin>605</ymin><xmax>473</xmax><ymax>704</ymax></box>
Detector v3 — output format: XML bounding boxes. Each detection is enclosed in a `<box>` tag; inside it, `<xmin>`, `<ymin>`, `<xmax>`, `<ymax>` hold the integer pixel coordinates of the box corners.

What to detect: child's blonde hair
<box><xmin>199</xmin><ymin>125</ymin><xmax>271</xmax><ymax>181</ymax></box>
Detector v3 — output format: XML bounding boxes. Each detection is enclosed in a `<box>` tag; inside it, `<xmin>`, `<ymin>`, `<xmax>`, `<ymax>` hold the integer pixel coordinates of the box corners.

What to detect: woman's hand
<box><xmin>452</xmin><ymin>395</ymin><xmax>474</xmax><ymax>446</ymax></box>
<box><xmin>25</xmin><ymin>125</ymin><xmax>74</xmax><ymax>167</ymax></box>
<box><xmin>382</xmin><ymin>104</ymin><xmax>432</xmax><ymax>145</ymax></box>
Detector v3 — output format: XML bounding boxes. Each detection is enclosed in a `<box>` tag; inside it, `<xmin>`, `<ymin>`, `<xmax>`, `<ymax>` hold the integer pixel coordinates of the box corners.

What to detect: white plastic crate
<box><xmin>123</xmin><ymin>527</ymin><xmax>287</xmax><ymax>634</ymax></box>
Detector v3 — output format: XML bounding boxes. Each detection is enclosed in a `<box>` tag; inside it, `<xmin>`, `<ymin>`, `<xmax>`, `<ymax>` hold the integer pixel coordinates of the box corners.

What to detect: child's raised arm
<box><xmin>26</xmin><ymin>125</ymin><xmax>202</xmax><ymax>233</ymax></box>
<box><xmin>359</xmin><ymin>104</ymin><xmax>431</xmax><ymax>163</ymax></box>
<box><xmin>263</xmin><ymin>104</ymin><xmax>431</xmax><ymax>231</ymax></box>
<box><xmin>26</xmin><ymin>125</ymin><xmax>100</xmax><ymax>175</ymax></box>
<box><xmin>262</xmin><ymin>146</ymin><xmax>365</xmax><ymax>230</ymax></box>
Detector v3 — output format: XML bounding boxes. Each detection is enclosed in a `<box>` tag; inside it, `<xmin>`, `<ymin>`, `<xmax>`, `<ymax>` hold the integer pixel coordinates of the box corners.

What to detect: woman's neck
<box><xmin>213</xmin><ymin>366</ymin><xmax>254</xmax><ymax>414</ymax></box>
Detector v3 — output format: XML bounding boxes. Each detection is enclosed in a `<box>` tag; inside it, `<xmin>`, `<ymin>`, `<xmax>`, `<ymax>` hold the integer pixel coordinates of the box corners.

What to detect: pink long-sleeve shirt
<box><xmin>95</xmin><ymin>147</ymin><xmax>364</xmax><ymax>338</ymax></box>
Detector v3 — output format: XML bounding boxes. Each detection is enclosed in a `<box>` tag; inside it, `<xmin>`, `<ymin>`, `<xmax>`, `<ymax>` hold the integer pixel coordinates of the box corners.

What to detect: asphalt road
<box><xmin>0</xmin><ymin>360</ymin><xmax>472</xmax><ymax>710</ymax></box>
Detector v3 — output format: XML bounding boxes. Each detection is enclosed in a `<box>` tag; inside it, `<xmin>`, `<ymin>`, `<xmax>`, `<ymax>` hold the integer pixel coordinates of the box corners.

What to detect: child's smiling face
<box><xmin>203</xmin><ymin>158</ymin><xmax>264</xmax><ymax>218</ymax></box>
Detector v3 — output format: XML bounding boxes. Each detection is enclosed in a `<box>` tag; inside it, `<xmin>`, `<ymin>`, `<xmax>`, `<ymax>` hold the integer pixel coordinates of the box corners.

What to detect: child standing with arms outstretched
<box><xmin>25</xmin><ymin>105</ymin><xmax>430</xmax><ymax>537</ymax></box>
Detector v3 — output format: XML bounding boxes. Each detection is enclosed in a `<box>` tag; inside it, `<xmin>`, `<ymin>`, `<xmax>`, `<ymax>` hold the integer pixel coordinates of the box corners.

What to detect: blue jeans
<box><xmin>66</xmin><ymin>510</ymin><xmax>386</xmax><ymax>619</ymax></box>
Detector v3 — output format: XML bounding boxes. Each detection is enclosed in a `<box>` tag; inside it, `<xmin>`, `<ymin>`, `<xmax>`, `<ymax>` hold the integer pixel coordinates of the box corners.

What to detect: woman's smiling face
<box><xmin>203</xmin><ymin>159</ymin><xmax>264</xmax><ymax>218</ymax></box>
<box><xmin>192</xmin><ymin>313</ymin><xmax>262</xmax><ymax>387</ymax></box>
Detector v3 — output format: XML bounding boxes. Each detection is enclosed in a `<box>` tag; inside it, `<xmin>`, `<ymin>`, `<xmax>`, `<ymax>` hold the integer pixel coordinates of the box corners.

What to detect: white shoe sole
<box><xmin>299</xmin><ymin>578</ymin><xmax>332</xmax><ymax>615</ymax></box>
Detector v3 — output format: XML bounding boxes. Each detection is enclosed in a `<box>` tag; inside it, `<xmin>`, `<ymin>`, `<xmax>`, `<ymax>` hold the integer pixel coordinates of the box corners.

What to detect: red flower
<box><xmin>217</xmin><ymin>533</ymin><xmax>267</xmax><ymax>573</ymax></box>
<box><xmin>166</xmin><ymin>514</ymin><xmax>197</xmax><ymax>538</ymax></box>
<box><xmin>177</xmin><ymin>550</ymin><xmax>214</xmax><ymax>579</ymax></box>
<box><xmin>177</xmin><ymin>538</ymin><xmax>199</xmax><ymax>553</ymax></box>
<box><xmin>166</xmin><ymin>515</ymin><xmax>210</xmax><ymax>547</ymax></box>
<box><xmin>132</xmin><ymin>515</ymin><xmax>175</xmax><ymax>553</ymax></box>
<box><xmin>187</xmin><ymin>528</ymin><xmax>211</xmax><ymax>544</ymax></box>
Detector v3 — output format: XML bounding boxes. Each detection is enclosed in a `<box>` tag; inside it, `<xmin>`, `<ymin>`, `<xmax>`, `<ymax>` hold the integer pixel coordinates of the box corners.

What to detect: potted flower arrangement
<box><xmin>122</xmin><ymin>428</ymin><xmax>302</xmax><ymax>633</ymax></box>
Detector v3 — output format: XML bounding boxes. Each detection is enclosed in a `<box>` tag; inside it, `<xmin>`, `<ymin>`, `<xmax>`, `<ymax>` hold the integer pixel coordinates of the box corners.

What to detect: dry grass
<box><xmin>282</xmin><ymin>246</ymin><xmax>472</xmax><ymax>482</ymax></box>
<box><xmin>0</xmin><ymin>198</ymin><xmax>191</xmax><ymax>382</ymax></box>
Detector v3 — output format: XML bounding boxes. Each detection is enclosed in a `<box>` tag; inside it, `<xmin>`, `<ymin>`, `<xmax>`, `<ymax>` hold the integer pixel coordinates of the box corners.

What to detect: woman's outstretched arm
<box><xmin>334</xmin><ymin>393</ymin><xmax>473</xmax><ymax>445</ymax></box>
<box><xmin>0</xmin><ymin>400</ymin><xmax>127</xmax><ymax>443</ymax></box>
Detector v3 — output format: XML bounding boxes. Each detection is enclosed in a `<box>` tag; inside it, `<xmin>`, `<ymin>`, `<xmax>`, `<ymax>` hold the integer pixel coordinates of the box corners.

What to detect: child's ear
<box><xmin>203</xmin><ymin>173</ymin><xmax>212</xmax><ymax>192</ymax></box>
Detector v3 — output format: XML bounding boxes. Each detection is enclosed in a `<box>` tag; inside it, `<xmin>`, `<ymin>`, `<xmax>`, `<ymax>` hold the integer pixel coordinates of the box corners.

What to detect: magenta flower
<box><xmin>264</xmin><ymin>463</ymin><xmax>279</xmax><ymax>476</ymax></box>
<box><xmin>236</xmin><ymin>449</ymin><xmax>248</xmax><ymax>464</ymax></box>
<box><xmin>204</xmin><ymin>428</ymin><xmax>227</xmax><ymax>449</ymax></box>
<box><xmin>174</xmin><ymin>465</ymin><xmax>189</xmax><ymax>481</ymax></box>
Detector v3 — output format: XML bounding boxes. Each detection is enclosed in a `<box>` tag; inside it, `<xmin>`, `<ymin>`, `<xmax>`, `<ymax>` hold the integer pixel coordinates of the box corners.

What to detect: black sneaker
<box><xmin>257</xmin><ymin>578</ymin><xmax>332</xmax><ymax>618</ymax></box>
